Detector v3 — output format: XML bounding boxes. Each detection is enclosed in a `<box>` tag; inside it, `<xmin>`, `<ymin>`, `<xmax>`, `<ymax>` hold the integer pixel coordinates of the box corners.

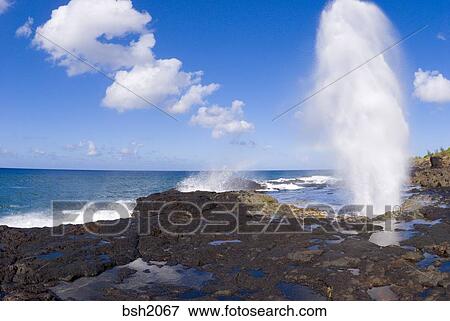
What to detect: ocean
<box><xmin>0</xmin><ymin>168</ymin><xmax>344</xmax><ymax>228</ymax></box>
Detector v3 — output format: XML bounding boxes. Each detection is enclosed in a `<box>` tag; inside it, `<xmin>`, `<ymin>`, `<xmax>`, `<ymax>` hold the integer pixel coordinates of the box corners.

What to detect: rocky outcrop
<box><xmin>133</xmin><ymin>189</ymin><xmax>326</xmax><ymax>219</ymax></box>
<box><xmin>411</xmin><ymin>156</ymin><xmax>450</xmax><ymax>188</ymax></box>
<box><xmin>431</xmin><ymin>156</ymin><xmax>444</xmax><ymax>169</ymax></box>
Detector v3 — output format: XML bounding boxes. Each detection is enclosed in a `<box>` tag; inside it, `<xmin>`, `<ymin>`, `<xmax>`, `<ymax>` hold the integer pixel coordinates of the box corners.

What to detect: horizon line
<box><xmin>0</xmin><ymin>166</ymin><xmax>334</xmax><ymax>173</ymax></box>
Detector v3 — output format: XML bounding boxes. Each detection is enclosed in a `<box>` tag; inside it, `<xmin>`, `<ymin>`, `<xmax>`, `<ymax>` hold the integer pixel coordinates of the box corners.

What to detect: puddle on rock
<box><xmin>368</xmin><ymin>219</ymin><xmax>441</xmax><ymax>247</ymax></box>
<box><xmin>247</xmin><ymin>269</ymin><xmax>265</xmax><ymax>278</ymax></box>
<box><xmin>208</xmin><ymin>240</ymin><xmax>242</xmax><ymax>246</ymax></box>
<box><xmin>340</xmin><ymin>229</ymin><xmax>359</xmax><ymax>235</ymax></box>
<box><xmin>401</xmin><ymin>245</ymin><xmax>417</xmax><ymax>251</ymax></box>
<box><xmin>438</xmin><ymin>261</ymin><xmax>450</xmax><ymax>272</ymax></box>
<box><xmin>367</xmin><ymin>286</ymin><xmax>398</xmax><ymax>300</ymax></box>
<box><xmin>216</xmin><ymin>289</ymin><xmax>254</xmax><ymax>301</ymax></box>
<box><xmin>98</xmin><ymin>254</ymin><xmax>112</xmax><ymax>264</ymax></box>
<box><xmin>369</xmin><ymin>230</ymin><xmax>417</xmax><ymax>247</ymax></box>
<box><xmin>395</xmin><ymin>219</ymin><xmax>441</xmax><ymax>231</ymax></box>
<box><xmin>277</xmin><ymin>282</ymin><xmax>326</xmax><ymax>301</ymax></box>
<box><xmin>37</xmin><ymin>251</ymin><xmax>64</xmax><ymax>261</ymax></box>
<box><xmin>417</xmin><ymin>253</ymin><xmax>439</xmax><ymax>269</ymax></box>
<box><xmin>325</xmin><ymin>235</ymin><xmax>345</xmax><ymax>245</ymax></box>
<box><xmin>97</xmin><ymin>240</ymin><xmax>111</xmax><ymax>247</ymax></box>
<box><xmin>306</xmin><ymin>224</ymin><xmax>322</xmax><ymax>231</ymax></box>
<box><xmin>418</xmin><ymin>288</ymin><xmax>433</xmax><ymax>299</ymax></box>
<box><xmin>179</xmin><ymin>289</ymin><xmax>208</xmax><ymax>299</ymax></box>
<box><xmin>348</xmin><ymin>268</ymin><xmax>360</xmax><ymax>276</ymax></box>
<box><xmin>51</xmin><ymin>258</ymin><xmax>213</xmax><ymax>300</ymax></box>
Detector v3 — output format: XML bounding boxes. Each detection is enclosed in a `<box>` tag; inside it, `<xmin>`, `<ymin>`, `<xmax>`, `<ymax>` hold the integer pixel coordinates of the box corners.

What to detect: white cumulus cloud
<box><xmin>103</xmin><ymin>58</ymin><xmax>196</xmax><ymax>111</ymax></box>
<box><xmin>32</xmin><ymin>0</ymin><xmax>218</xmax><ymax>114</ymax></box>
<box><xmin>191</xmin><ymin>100</ymin><xmax>254</xmax><ymax>138</ymax></box>
<box><xmin>168</xmin><ymin>83</ymin><xmax>220</xmax><ymax>114</ymax></box>
<box><xmin>0</xmin><ymin>0</ymin><xmax>12</xmax><ymax>15</ymax></box>
<box><xmin>33</xmin><ymin>0</ymin><xmax>153</xmax><ymax>75</ymax></box>
<box><xmin>414</xmin><ymin>68</ymin><xmax>450</xmax><ymax>103</ymax></box>
<box><xmin>16</xmin><ymin>17</ymin><xmax>34</xmax><ymax>38</ymax></box>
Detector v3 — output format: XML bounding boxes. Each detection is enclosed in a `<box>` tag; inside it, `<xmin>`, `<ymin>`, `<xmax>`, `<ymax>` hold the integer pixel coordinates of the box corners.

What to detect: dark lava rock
<box><xmin>411</xmin><ymin>168</ymin><xmax>450</xmax><ymax>188</ymax></box>
<box><xmin>224</xmin><ymin>177</ymin><xmax>263</xmax><ymax>191</ymax></box>
<box><xmin>411</xmin><ymin>156</ymin><xmax>450</xmax><ymax>187</ymax></box>
<box><xmin>1</xmin><ymin>189</ymin><xmax>449</xmax><ymax>301</ymax></box>
<box><xmin>431</xmin><ymin>156</ymin><xmax>444</xmax><ymax>169</ymax></box>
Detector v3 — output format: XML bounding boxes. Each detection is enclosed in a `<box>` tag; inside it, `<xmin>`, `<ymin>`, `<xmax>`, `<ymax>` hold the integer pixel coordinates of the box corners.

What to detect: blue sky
<box><xmin>0</xmin><ymin>0</ymin><xmax>449</xmax><ymax>170</ymax></box>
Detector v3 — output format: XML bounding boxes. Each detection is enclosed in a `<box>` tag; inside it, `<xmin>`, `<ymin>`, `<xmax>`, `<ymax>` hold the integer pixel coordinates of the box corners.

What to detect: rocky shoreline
<box><xmin>411</xmin><ymin>153</ymin><xmax>450</xmax><ymax>188</ymax></box>
<box><xmin>0</xmin><ymin>163</ymin><xmax>449</xmax><ymax>300</ymax></box>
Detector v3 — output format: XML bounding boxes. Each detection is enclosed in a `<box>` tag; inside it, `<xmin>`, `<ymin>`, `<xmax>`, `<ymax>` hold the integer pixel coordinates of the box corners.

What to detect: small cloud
<box><xmin>31</xmin><ymin>148</ymin><xmax>46</xmax><ymax>156</ymax></box>
<box><xmin>86</xmin><ymin>141</ymin><xmax>98</xmax><ymax>156</ymax></box>
<box><xmin>437</xmin><ymin>32</ymin><xmax>447</xmax><ymax>41</ymax></box>
<box><xmin>119</xmin><ymin>142</ymin><xmax>143</xmax><ymax>158</ymax></box>
<box><xmin>64</xmin><ymin>142</ymin><xmax>83</xmax><ymax>151</ymax></box>
<box><xmin>413</xmin><ymin>68</ymin><xmax>450</xmax><ymax>103</ymax></box>
<box><xmin>0</xmin><ymin>146</ymin><xmax>12</xmax><ymax>156</ymax></box>
<box><xmin>65</xmin><ymin>140</ymin><xmax>99</xmax><ymax>156</ymax></box>
<box><xmin>230</xmin><ymin>139</ymin><xmax>257</xmax><ymax>148</ymax></box>
<box><xmin>0</xmin><ymin>0</ymin><xmax>12</xmax><ymax>15</ymax></box>
<box><xmin>16</xmin><ymin>17</ymin><xmax>34</xmax><ymax>38</ymax></box>
<box><xmin>191</xmin><ymin>100</ymin><xmax>255</xmax><ymax>138</ymax></box>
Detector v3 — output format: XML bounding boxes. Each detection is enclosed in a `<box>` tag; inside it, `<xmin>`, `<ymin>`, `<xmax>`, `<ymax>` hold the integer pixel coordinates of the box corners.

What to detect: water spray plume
<box><xmin>309</xmin><ymin>0</ymin><xmax>409</xmax><ymax>214</ymax></box>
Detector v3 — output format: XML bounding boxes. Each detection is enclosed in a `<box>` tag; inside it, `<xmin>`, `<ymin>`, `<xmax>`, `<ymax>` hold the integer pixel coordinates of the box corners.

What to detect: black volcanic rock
<box><xmin>431</xmin><ymin>156</ymin><xmax>444</xmax><ymax>169</ymax></box>
<box><xmin>0</xmin><ymin>189</ymin><xmax>449</xmax><ymax>301</ymax></box>
<box><xmin>224</xmin><ymin>177</ymin><xmax>263</xmax><ymax>191</ymax></box>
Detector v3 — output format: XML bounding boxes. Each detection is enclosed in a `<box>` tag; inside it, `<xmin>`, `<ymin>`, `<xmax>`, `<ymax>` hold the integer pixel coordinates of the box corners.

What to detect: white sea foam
<box><xmin>0</xmin><ymin>200</ymin><xmax>135</xmax><ymax>228</ymax></box>
<box><xmin>299</xmin><ymin>175</ymin><xmax>337</xmax><ymax>185</ymax></box>
<box><xmin>177</xmin><ymin>171</ymin><xmax>338</xmax><ymax>193</ymax></box>
<box><xmin>0</xmin><ymin>211</ymin><xmax>54</xmax><ymax>228</ymax></box>
<box><xmin>258</xmin><ymin>175</ymin><xmax>338</xmax><ymax>192</ymax></box>
<box><xmin>258</xmin><ymin>183</ymin><xmax>304</xmax><ymax>192</ymax></box>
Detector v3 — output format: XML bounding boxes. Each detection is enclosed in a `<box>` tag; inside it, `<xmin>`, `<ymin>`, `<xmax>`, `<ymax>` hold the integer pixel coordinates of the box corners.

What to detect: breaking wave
<box><xmin>257</xmin><ymin>175</ymin><xmax>338</xmax><ymax>192</ymax></box>
<box><xmin>176</xmin><ymin>171</ymin><xmax>261</xmax><ymax>192</ymax></box>
<box><xmin>0</xmin><ymin>200</ymin><xmax>135</xmax><ymax>228</ymax></box>
<box><xmin>176</xmin><ymin>172</ymin><xmax>338</xmax><ymax>193</ymax></box>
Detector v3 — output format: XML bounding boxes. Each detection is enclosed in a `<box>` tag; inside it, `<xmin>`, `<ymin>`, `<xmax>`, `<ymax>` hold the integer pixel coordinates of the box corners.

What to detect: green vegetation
<box><xmin>424</xmin><ymin>147</ymin><xmax>450</xmax><ymax>158</ymax></box>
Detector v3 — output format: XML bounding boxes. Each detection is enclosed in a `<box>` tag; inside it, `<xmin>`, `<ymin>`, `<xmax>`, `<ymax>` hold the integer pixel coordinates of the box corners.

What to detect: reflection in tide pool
<box><xmin>369</xmin><ymin>230</ymin><xmax>417</xmax><ymax>247</ymax></box>
<box><xmin>52</xmin><ymin>258</ymin><xmax>213</xmax><ymax>300</ymax></box>
<box><xmin>369</xmin><ymin>219</ymin><xmax>441</xmax><ymax>247</ymax></box>
<box><xmin>367</xmin><ymin>286</ymin><xmax>398</xmax><ymax>300</ymax></box>
<box><xmin>277</xmin><ymin>282</ymin><xmax>326</xmax><ymax>301</ymax></box>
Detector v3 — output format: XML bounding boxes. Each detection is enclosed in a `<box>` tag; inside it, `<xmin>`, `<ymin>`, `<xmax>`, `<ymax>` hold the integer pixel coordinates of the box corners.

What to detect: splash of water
<box><xmin>308</xmin><ymin>0</ymin><xmax>409</xmax><ymax>214</ymax></box>
<box><xmin>177</xmin><ymin>171</ymin><xmax>263</xmax><ymax>192</ymax></box>
<box><xmin>176</xmin><ymin>171</ymin><xmax>236</xmax><ymax>192</ymax></box>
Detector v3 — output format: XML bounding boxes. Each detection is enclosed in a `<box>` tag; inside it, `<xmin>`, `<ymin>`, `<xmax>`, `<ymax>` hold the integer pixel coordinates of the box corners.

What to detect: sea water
<box><xmin>0</xmin><ymin>168</ymin><xmax>343</xmax><ymax>227</ymax></box>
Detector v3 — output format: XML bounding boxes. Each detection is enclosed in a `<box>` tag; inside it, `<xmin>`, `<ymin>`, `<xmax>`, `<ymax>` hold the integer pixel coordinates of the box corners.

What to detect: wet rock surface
<box><xmin>0</xmin><ymin>188</ymin><xmax>449</xmax><ymax>301</ymax></box>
